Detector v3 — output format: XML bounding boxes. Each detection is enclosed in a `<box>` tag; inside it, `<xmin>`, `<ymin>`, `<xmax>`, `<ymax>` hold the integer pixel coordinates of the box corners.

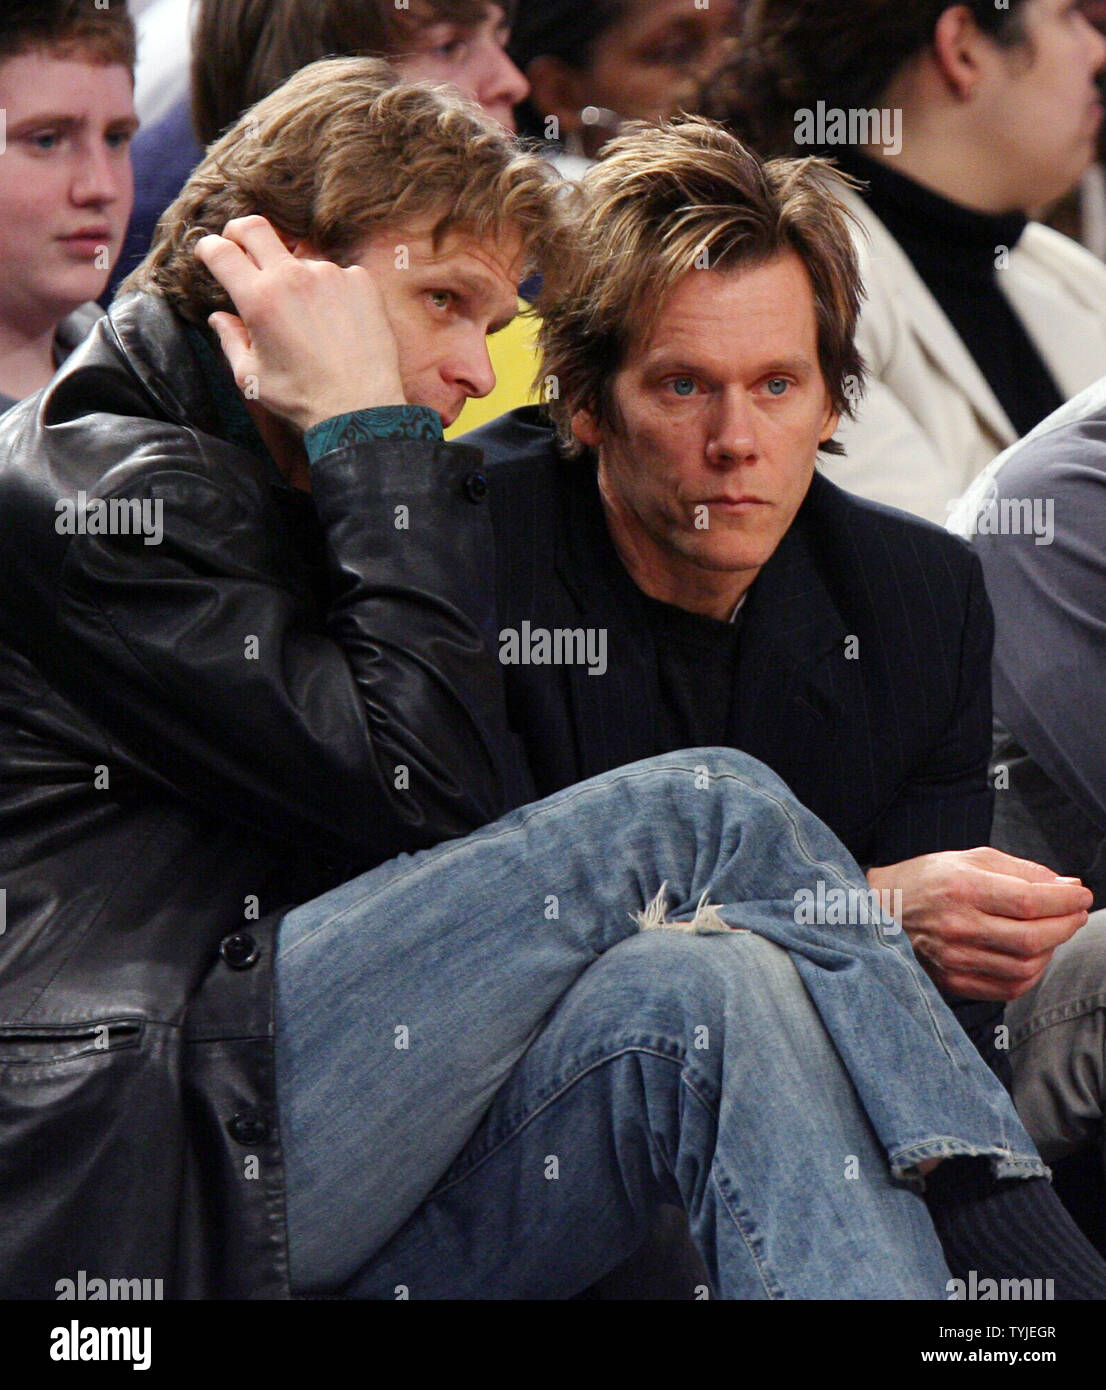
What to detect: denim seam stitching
<box><xmin>420</xmin><ymin>1042</ymin><xmax>782</xmax><ymax>1298</ymax></box>
<box><xmin>704</xmin><ymin>1151</ymin><xmax>785</xmax><ymax>1300</ymax></box>
<box><xmin>424</xmin><ymin>1044</ymin><xmax>687</xmax><ymax>1196</ymax></box>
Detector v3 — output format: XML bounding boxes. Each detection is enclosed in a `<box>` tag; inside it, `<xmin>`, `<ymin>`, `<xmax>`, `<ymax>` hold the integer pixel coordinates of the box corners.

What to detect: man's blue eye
<box><xmin>672</xmin><ymin>377</ymin><xmax>696</xmax><ymax>396</ymax></box>
<box><xmin>766</xmin><ymin>378</ymin><xmax>789</xmax><ymax>396</ymax></box>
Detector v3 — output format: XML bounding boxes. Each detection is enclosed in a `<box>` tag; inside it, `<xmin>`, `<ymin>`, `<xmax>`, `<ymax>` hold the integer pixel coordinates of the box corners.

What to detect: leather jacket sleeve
<box><xmin>47</xmin><ymin>429</ymin><xmax>525</xmax><ymax>867</ymax></box>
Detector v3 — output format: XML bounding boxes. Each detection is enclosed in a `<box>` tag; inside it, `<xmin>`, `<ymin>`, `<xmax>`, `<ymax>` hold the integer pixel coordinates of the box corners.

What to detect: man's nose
<box><xmin>706</xmin><ymin>389</ymin><xmax>758</xmax><ymax>465</ymax></box>
<box><xmin>1082</xmin><ymin>10</ymin><xmax>1106</xmax><ymax>72</ymax></box>
<box><xmin>448</xmin><ymin>336</ymin><xmax>498</xmax><ymax>400</ymax></box>
<box><xmin>481</xmin><ymin>44</ymin><xmax>530</xmax><ymax>111</ymax></box>
<box><xmin>71</xmin><ymin>140</ymin><xmax>126</xmax><ymax>206</ymax></box>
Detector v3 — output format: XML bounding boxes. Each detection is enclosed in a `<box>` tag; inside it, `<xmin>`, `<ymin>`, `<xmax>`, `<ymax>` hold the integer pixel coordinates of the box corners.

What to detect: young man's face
<box><xmin>395</xmin><ymin>3</ymin><xmax>530</xmax><ymax>131</ymax></box>
<box><xmin>351</xmin><ymin>220</ymin><xmax>524</xmax><ymax>428</ymax></box>
<box><xmin>573</xmin><ymin>253</ymin><xmax>839</xmax><ymax>615</ymax></box>
<box><xmin>0</xmin><ymin>50</ymin><xmax>137</xmax><ymax>333</ymax></box>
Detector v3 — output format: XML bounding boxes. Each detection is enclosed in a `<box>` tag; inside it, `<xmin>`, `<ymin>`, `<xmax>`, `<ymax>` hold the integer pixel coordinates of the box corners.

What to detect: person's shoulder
<box><xmin>1019</xmin><ymin>219</ymin><xmax>1106</xmax><ymax>274</ymax></box>
<box><xmin>808</xmin><ymin>471</ymin><xmax>980</xmax><ymax>590</ymax></box>
<box><xmin>813</xmin><ymin>469</ymin><xmax>973</xmax><ymax>548</ymax></box>
<box><xmin>55</xmin><ymin>303</ymin><xmax>105</xmax><ymax>353</ymax></box>
<box><xmin>42</xmin><ymin>292</ymin><xmax>194</xmax><ymax>430</ymax></box>
<box><xmin>2</xmin><ymin>293</ymin><xmax>270</xmax><ymax>508</ymax></box>
<box><xmin>461</xmin><ymin>406</ymin><xmax>563</xmax><ymax>481</ymax></box>
<box><xmin>994</xmin><ymin>380</ymin><xmax>1106</xmax><ymax>497</ymax></box>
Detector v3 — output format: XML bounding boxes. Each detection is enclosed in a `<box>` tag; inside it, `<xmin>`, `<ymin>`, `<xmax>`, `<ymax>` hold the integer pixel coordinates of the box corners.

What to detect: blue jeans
<box><xmin>273</xmin><ymin>750</ymin><xmax>1046</xmax><ymax>1298</ymax></box>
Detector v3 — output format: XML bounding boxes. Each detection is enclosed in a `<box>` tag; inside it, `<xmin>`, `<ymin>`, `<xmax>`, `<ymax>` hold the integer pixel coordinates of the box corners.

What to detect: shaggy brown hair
<box><xmin>0</xmin><ymin>0</ymin><xmax>136</xmax><ymax>71</ymax></box>
<box><xmin>707</xmin><ymin>0</ymin><xmax>1031</xmax><ymax>156</ymax></box>
<box><xmin>192</xmin><ymin>0</ymin><xmax>501</xmax><ymax>145</ymax></box>
<box><xmin>538</xmin><ymin>116</ymin><xmax>865</xmax><ymax>456</ymax></box>
<box><xmin>123</xmin><ymin>57</ymin><xmax>572</xmax><ymax>327</ymax></box>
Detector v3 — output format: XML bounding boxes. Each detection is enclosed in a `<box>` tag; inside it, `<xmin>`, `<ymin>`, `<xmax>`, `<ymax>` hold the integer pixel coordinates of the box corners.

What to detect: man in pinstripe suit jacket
<box><xmin>463</xmin><ymin>120</ymin><xmax>1093</xmax><ymax>1082</ymax></box>
<box><xmin>474</xmin><ymin>403</ymin><xmax>1016</xmax><ymax>1068</ymax></box>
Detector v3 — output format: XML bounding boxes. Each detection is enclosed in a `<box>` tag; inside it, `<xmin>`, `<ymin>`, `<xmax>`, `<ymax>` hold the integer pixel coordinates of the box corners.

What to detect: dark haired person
<box><xmin>510</xmin><ymin>0</ymin><xmax>739</xmax><ymax>175</ymax></box>
<box><xmin>467</xmin><ymin>116</ymin><xmax>1106</xmax><ymax>1296</ymax></box>
<box><xmin>710</xmin><ymin>0</ymin><xmax>1106</xmax><ymax>525</ymax></box>
<box><xmin>0</xmin><ymin>64</ymin><xmax>1093</xmax><ymax>1299</ymax></box>
<box><xmin>107</xmin><ymin>0</ymin><xmax>529</xmax><ymax>299</ymax></box>
<box><xmin>0</xmin><ymin>0</ymin><xmax>136</xmax><ymax>412</ymax></box>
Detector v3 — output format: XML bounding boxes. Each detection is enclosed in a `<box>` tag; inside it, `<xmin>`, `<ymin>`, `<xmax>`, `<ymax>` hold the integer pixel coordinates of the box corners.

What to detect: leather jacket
<box><xmin>0</xmin><ymin>293</ymin><xmax>525</xmax><ymax>1297</ymax></box>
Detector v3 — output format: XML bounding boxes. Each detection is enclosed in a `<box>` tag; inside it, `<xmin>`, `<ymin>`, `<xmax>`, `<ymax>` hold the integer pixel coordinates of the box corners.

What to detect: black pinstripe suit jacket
<box><xmin>467</xmin><ymin>406</ymin><xmax>1003</xmax><ymax>1061</ymax></box>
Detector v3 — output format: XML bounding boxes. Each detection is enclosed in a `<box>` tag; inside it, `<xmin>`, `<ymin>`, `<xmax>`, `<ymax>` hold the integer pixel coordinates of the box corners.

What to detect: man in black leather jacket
<box><xmin>0</xmin><ymin>57</ymin><xmax>559</xmax><ymax>1298</ymax></box>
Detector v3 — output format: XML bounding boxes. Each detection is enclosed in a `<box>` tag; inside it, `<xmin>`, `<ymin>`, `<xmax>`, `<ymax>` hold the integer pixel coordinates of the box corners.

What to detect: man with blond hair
<box><xmin>0</xmin><ymin>62</ymin><xmax>1097</xmax><ymax>1302</ymax></box>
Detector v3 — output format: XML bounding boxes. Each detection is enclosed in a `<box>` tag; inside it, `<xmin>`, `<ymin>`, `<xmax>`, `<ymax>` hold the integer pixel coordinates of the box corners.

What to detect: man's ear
<box><xmin>527</xmin><ymin>54</ymin><xmax>590</xmax><ymax>139</ymax></box>
<box><xmin>571</xmin><ymin>407</ymin><xmax>602</xmax><ymax>450</ymax></box>
<box><xmin>819</xmin><ymin>401</ymin><xmax>840</xmax><ymax>446</ymax></box>
<box><xmin>931</xmin><ymin>4</ymin><xmax>988</xmax><ymax>99</ymax></box>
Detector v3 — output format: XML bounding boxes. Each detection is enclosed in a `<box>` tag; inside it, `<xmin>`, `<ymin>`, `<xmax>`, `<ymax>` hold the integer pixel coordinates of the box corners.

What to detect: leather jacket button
<box><xmin>220</xmin><ymin>932</ymin><xmax>260</xmax><ymax>970</ymax></box>
<box><xmin>463</xmin><ymin>472</ymin><xmax>488</xmax><ymax>503</ymax></box>
<box><xmin>228</xmin><ymin>1110</ymin><xmax>270</xmax><ymax>1145</ymax></box>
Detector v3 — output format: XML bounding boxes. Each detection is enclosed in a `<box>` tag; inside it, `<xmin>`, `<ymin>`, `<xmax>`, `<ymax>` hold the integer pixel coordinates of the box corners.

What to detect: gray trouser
<box><xmin>1006</xmin><ymin>909</ymin><xmax>1106</xmax><ymax>1172</ymax></box>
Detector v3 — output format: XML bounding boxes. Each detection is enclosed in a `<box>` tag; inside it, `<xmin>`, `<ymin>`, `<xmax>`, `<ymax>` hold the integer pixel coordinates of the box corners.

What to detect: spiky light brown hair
<box><xmin>124</xmin><ymin>56</ymin><xmax>573</xmax><ymax>326</ymax></box>
<box><xmin>537</xmin><ymin>116</ymin><xmax>866</xmax><ymax>456</ymax></box>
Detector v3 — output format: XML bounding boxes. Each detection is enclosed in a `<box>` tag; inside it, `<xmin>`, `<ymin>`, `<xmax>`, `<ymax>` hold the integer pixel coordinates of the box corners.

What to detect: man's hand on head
<box><xmin>194</xmin><ymin>216</ymin><xmax>407</xmax><ymax>435</ymax></box>
<box><xmin>867</xmin><ymin>847</ymin><xmax>1093</xmax><ymax>1002</ymax></box>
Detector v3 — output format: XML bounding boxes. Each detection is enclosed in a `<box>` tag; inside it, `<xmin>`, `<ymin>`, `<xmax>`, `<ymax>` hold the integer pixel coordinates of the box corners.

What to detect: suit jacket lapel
<box><xmin>733</xmin><ymin>481</ymin><xmax>851</xmax><ymax>809</ymax></box>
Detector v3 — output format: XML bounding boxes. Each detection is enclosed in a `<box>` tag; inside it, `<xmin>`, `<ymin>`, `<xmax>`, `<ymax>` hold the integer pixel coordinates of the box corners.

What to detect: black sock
<box><xmin>924</xmin><ymin>1158</ymin><xmax>1106</xmax><ymax>1301</ymax></box>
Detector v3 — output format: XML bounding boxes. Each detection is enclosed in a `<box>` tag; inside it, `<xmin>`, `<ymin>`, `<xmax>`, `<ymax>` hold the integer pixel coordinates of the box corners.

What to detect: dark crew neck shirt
<box><xmin>833</xmin><ymin>147</ymin><xmax>1065</xmax><ymax>438</ymax></box>
<box><xmin>639</xmin><ymin>592</ymin><xmax>744</xmax><ymax>752</ymax></box>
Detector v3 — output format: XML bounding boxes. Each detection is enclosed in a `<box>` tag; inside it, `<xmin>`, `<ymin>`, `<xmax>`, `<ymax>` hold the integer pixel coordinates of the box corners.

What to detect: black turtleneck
<box><xmin>833</xmin><ymin>148</ymin><xmax>1064</xmax><ymax>438</ymax></box>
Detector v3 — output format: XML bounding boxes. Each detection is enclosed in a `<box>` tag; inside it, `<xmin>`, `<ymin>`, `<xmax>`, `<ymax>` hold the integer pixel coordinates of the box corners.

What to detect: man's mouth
<box><xmin>697</xmin><ymin>496</ymin><xmax>769</xmax><ymax>513</ymax></box>
<box><xmin>59</xmin><ymin>228</ymin><xmax>113</xmax><ymax>255</ymax></box>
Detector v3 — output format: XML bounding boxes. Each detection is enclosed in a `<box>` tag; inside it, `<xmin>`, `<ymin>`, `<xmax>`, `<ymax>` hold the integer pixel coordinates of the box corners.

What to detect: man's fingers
<box><xmin>945</xmin><ymin>908</ymin><xmax>1087</xmax><ymax>960</ymax></box>
<box><xmin>207</xmin><ymin>312</ymin><xmax>252</xmax><ymax>379</ymax></box>
<box><xmin>219</xmin><ymin>215</ymin><xmax>295</xmax><ymax>270</ymax></box>
<box><xmin>965</xmin><ymin>846</ymin><xmax>1074</xmax><ymax>883</ymax></box>
<box><xmin>964</xmin><ymin>866</ymin><xmax>1092</xmax><ymax>921</ymax></box>
<box><xmin>194</xmin><ymin>234</ymin><xmax>258</xmax><ymax>309</ymax></box>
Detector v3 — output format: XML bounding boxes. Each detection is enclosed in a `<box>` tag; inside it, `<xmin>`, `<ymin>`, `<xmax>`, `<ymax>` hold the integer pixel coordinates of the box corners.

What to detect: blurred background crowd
<box><xmin>7</xmin><ymin>0</ymin><xmax>1106</xmax><ymax>524</ymax></box>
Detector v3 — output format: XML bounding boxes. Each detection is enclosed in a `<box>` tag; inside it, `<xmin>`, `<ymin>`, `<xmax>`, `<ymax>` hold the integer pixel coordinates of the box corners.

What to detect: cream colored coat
<box><xmin>823</xmin><ymin>185</ymin><xmax>1106</xmax><ymax>524</ymax></box>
